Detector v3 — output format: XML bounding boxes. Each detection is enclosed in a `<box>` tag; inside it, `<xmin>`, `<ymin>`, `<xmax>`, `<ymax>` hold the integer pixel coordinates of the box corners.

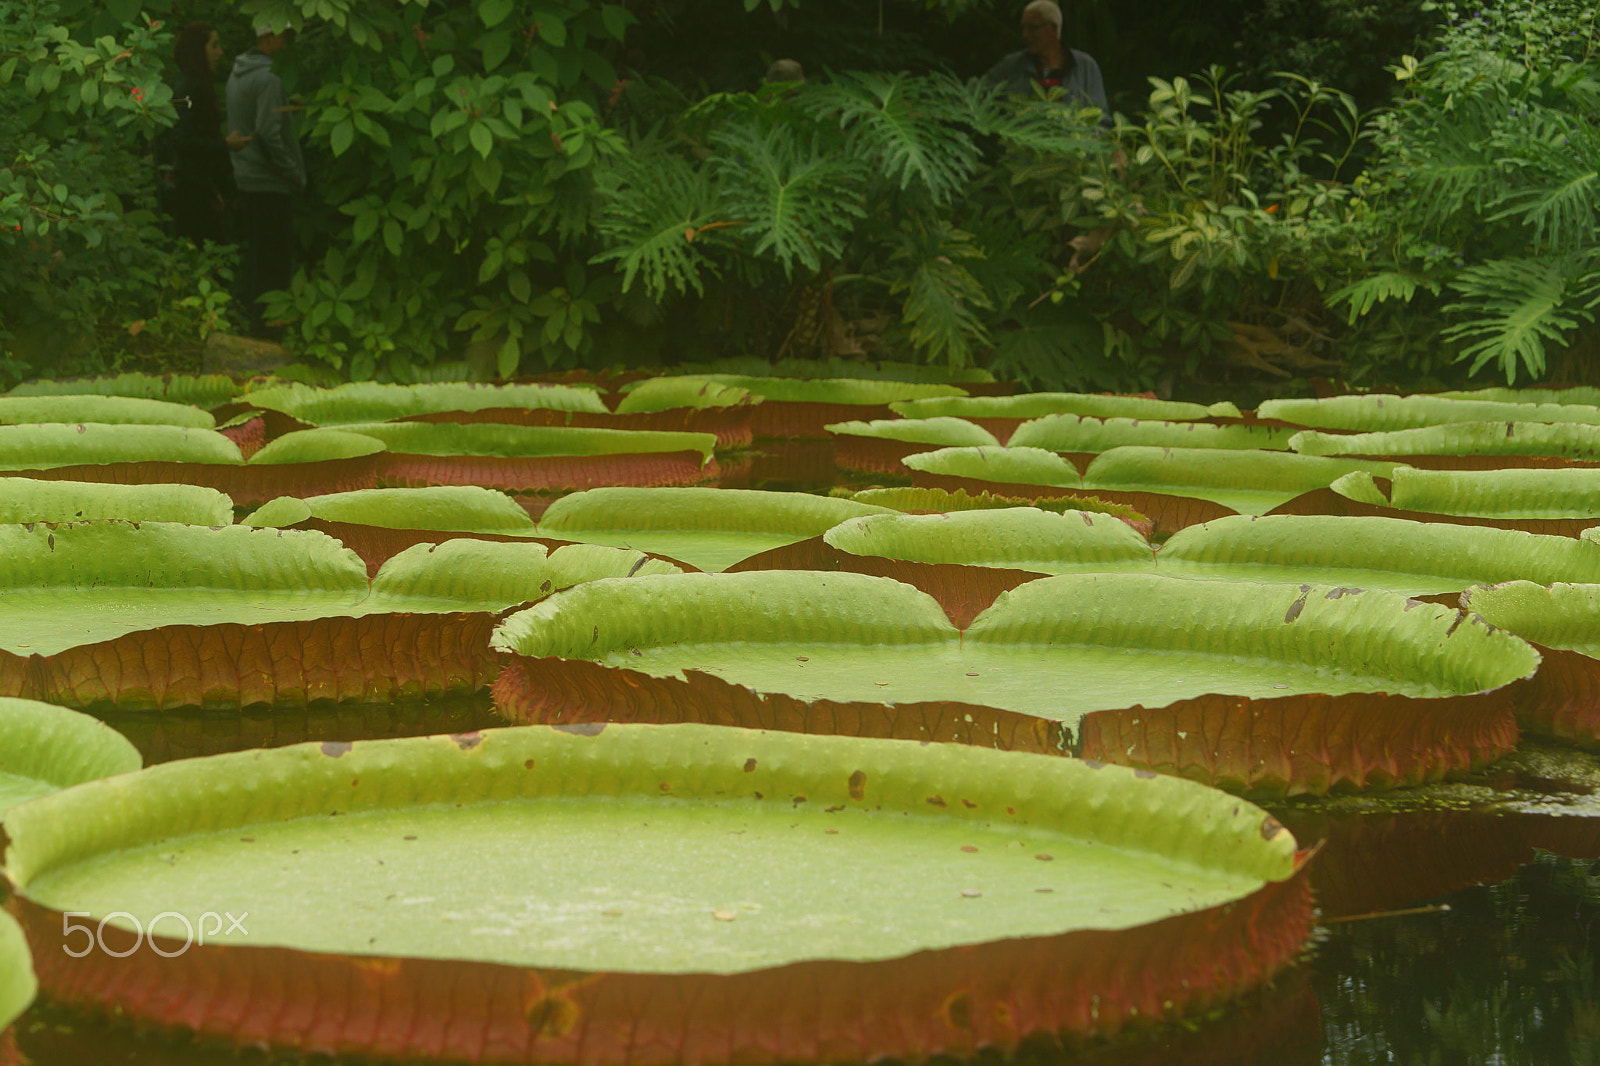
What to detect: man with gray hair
<box><xmin>984</xmin><ymin>0</ymin><xmax>1107</xmax><ymax>116</ymax></box>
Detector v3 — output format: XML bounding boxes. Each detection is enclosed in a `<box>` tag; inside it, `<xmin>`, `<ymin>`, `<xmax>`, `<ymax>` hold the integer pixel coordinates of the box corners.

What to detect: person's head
<box><xmin>763</xmin><ymin>59</ymin><xmax>805</xmax><ymax>86</ymax></box>
<box><xmin>1020</xmin><ymin>0</ymin><xmax>1062</xmax><ymax>57</ymax></box>
<box><xmin>253</xmin><ymin>21</ymin><xmax>294</xmax><ymax>55</ymax></box>
<box><xmin>174</xmin><ymin>22</ymin><xmax>221</xmax><ymax>79</ymax></box>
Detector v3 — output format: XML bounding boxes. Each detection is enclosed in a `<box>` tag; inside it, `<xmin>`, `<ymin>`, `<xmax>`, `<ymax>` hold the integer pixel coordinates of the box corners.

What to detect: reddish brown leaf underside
<box><xmin>0</xmin><ymin>458</ymin><xmax>382</xmax><ymax>506</ymax></box>
<box><xmin>1506</xmin><ymin>644</ymin><xmax>1600</xmax><ymax>747</ymax></box>
<box><xmin>376</xmin><ymin>452</ymin><xmax>717</xmax><ymax>493</ymax></box>
<box><xmin>909</xmin><ymin>472</ymin><xmax>1234</xmax><ymax>537</ymax></box>
<box><xmin>402</xmin><ymin>408</ymin><xmax>754</xmax><ymax>450</ymax></box>
<box><xmin>1266</xmin><ymin>488</ymin><xmax>1600</xmax><ymax>536</ymax></box>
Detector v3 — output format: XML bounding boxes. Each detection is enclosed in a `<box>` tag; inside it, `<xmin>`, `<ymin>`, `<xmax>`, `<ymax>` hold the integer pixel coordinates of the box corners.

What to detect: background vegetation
<box><xmin>3</xmin><ymin>0</ymin><xmax>1598</xmax><ymax>400</ymax></box>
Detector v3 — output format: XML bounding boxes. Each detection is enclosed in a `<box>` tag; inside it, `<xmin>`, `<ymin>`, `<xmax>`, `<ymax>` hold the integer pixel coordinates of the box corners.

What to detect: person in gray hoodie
<box><xmin>227</xmin><ymin>22</ymin><xmax>305</xmax><ymax>337</ymax></box>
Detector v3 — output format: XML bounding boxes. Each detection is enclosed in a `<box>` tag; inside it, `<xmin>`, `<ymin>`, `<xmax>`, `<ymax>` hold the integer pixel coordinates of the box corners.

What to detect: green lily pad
<box><xmin>0</xmin><ymin>395</ymin><xmax>214</xmax><ymax>429</ymax></box>
<box><xmin>1009</xmin><ymin>415</ymin><xmax>1294</xmax><ymax>453</ymax></box>
<box><xmin>0</xmin><ymin>697</ymin><xmax>142</xmax><ymax>816</ymax></box>
<box><xmin>678</xmin><ymin>375</ymin><xmax>965</xmax><ymax>405</ymax></box>
<box><xmin>538</xmin><ymin>487</ymin><xmax>893</xmax><ymax>571</ymax></box>
<box><xmin>242</xmin><ymin>382</ymin><xmax>608</xmax><ymax>424</ymax></box>
<box><xmin>7</xmin><ymin>372</ymin><xmax>241</xmax><ymax>408</ymax></box>
<box><xmin>1157</xmin><ymin>515</ymin><xmax>1600</xmax><ymax>596</ymax></box>
<box><xmin>823</xmin><ymin>508</ymin><xmax>1154</xmax><ymax>574</ymax></box>
<box><xmin>672</xmin><ymin>356</ymin><xmax>997</xmax><ymax>384</ymax></box>
<box><xmin>1080</xmin><ymin>448</ymin><xmax>1397</xmax><ymax>515</ymax></box>
<box><xmin>902</xmin><ymin>446</ymin><xmax>1082</xmax><ymax>488</ymax></box>
<box><xmin>2</xmin><ymin>723</ymin><xmax>1309</xmax><ymax>1061</ymax></box>
<box><xmin>1459</xmin><ymin>582</ymin><xmax>1600</xmax><ymax>658</ymax></box>
<box><xmin>0</xmin><ymin>479</ymin><xmax>234</xmax><ymax>526</ymax></box>
<box><xmin>826</xmin><ymin>417</ymin><xmax>999</xmax><ymax>447</ymax></box>
<box><xmin>851</xmin><ymin>486</ymin><xmax>1152</xmax><ymax>527</ymax></box>
<box><xmin>493</xmin><ymin>571</ymin><xmax>1535</xmax><ymax>734</ymax></box>
<box><xmin>0</xmin><ymin>909</ymin><xmax>36</xmax><ymax>1036</ymax></box>
<box><xmin>1337</xmin><ymin>466</ymin><xmax>1600</xmax><ymax>520</ymax></box>
<box><xmin>0</xmin><ymin>423</ymin><xmax>244</xmax><ymax>470</ymax></box>
<box><xmin>335</xmin><ymin>421</ymin><xmax>716</xmax><ymax>463</ymax></box>
<box><xmin>1259</xmin><ymin>394</ymin><xmax>1600</xmax><ymax>431</ymax></box>
<box><xmin>614</xmin><ymin>378</ymin><xmax>756</xmax><ymax>414</ymax></box>
<box><xmin>1437</xmin><ymin>386</ymin><xmax>1600</xmax><ymax>406</ymax></box>
<box><xmin>891</xmin><ymin>394</ymin><xmax>1239</xmax><ymax>422</ymax></box>
<box><xmin>1290</xmin><ymin>421</ymin><xmax>1600</xmax><ymax>459</ymax></box>
<box><xmin>243</xmin><ymin>487</ymin><xmax>537</xmax><ymax>534</ymax></box>
<box><xmin>247</xmin><ymin>428</ymin><xmax>389</xmax><ymax>464</ymax></box>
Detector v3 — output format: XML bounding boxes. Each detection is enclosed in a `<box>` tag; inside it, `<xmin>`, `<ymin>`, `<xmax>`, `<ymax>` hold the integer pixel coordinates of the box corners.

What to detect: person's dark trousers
<box><xmin>236</xmin><ymin>189</ymin><xmax>294</xmax><ymax>337</ymax></box>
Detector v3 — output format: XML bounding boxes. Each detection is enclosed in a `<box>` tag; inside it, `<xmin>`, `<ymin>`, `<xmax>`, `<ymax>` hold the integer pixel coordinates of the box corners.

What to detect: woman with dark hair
<box><xmin>167</xmin><ymin>22</ymin><xmax>248</xmax><ymax>244</ymax></box>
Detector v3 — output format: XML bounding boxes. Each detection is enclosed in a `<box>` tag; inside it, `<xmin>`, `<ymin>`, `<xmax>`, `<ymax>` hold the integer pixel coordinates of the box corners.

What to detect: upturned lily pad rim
<box><xmin>0</xmin><ymin>479</ymin><xmax>234</xmax><ymax>526</ymax></box>
<box><xmin>0</xmin><ymin>909</ymin><xmax>37</xmax><ymax>1035</ymax></box>
<box><xmin>0</xmin><ymin>697</ymin><xmax>143</xmax><ymax>814</ymax></box>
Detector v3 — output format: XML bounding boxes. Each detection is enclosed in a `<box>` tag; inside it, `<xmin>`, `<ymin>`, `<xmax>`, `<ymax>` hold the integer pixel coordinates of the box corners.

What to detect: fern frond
<box><xmin>1442</xmin><ymin>256</ymin><xmax>1592</xmax><ymax>383</ymax></box>
<box><xmin>709</xmin><ymin>122</ymin><xmax>866</xmax><ymax>275</ymax></box>
<box><xmin>590</xmin><ymin>145</ymin><xmax>723</xmax><ymax>299</ymax></box>
<box><xmin>800</xmin><ymin>72</ymin><xmax>982</xmax><ymax>205</ymax></box>
<box><xmin>1326</xmin><ymin>271</ymin><xmax>1439</xmax><ymax>325</ymax></box>
<box><xmin>890</xmin><ymin>222</ymin><xmax>994</xmax><ymax>367</ymax></box>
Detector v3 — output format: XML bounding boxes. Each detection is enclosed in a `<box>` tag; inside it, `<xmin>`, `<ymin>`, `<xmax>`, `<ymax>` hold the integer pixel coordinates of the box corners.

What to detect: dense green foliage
<box><xmin>6</xmin><ymin>0</ymin><xmax>1600</xmax><ymax>394</ymax></box>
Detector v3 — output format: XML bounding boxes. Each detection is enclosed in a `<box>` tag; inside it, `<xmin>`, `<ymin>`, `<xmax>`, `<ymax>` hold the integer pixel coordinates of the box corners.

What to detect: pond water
<box><xmin>10</xmin><ymin>697</ymin><xmax>1600</xmax><ymax>1065</ymax></box>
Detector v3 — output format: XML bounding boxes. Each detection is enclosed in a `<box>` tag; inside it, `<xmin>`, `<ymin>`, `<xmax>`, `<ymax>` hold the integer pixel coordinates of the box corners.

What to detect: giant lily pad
<box><xmin>244</xmin><ymin>486</ymin><xmax>537</xmax><ymax>534</ymax></box>
<box><xmin>1437</xmin><ymin>386</ymin><xmax>1600</xmax><ymax>406</ymax></box>
<box><xmin>1008</xmin><ymin>414</ymin><xmax>1294</xmax><ymax>455</ymax></box>
<box><xmin>1078</xmin><ymin>448</ymin><xmax>1397</xmax><ymax>516</ymax></box>
<box><xmin>0</xmin><ymin>423</ymin><xmax>243</xmax><ymax>469</ymax></box>
<box><xmin>1288</xmin><ymin>421</ymin><xmax>1600</xmax><ymax>462</ymax></box>
<box><xmin>7</xmin><ymin>372</ymin><xmax>240</xmax><ymax>408</ymax></box>
<box><xmin>3</xmin><ymin>723</ymin><xmax>1313</xmax><ymax>1062</ymax></box>
<box><xmin>0</xmin><ymin>395</ymin><xmax>214</xmax><ymax>428</ymax></box>
<box><xmin>1259</xmin><ymin>393</ymin><xmax>1600</xmax><ymax>431</ymax></box>
<box><xmin>828</xmin><ymin>418</ymin><xmax>999</xmax><ymax>477</ymax></box>
<box><xmin>0</xmin><ymin>698</ymin><xmax>141</xmax><ymax>815</ymax></box>
<box><xmin>851</xmin><ymin>486</ymin><xmax>1153</xmax><ymax>533</ymax></box>
<box><xmin>0</xmin><ymin>479</ymin><xmax>233</xmax><ymax>526</ymax></box>
<box><xmin>1154</xmin><ymin>515</ymin><xmax>1600</xmax><ymax>596</ymax></box>
<box><xmin>823</xmin><ymin>508</ymin><xmax>1154</xmax><ymax>575</ymax></box>
<box><xmin>537</xmin><ymin>487</ymin><xmax>892</xmax><ymax>571</ymax></box>
<box><xmin>0</xmin><ymin>909</ymin><xmax>35</xmax><ymax>1038</ymax></box>
<box><xmin>241</xmin><ymin>381</ymin><xmax>608</xmax><ymax>424</ymax></box>
<box><xmin>1458</xmin><ymin>581</ymin><xmax>1600</xmax><ymax>746</ymax></box>
<box><xmin>492</xmin><ymin>570</ymin><xmax>1538</xmax><ymax>792</ymax></box>
<box><xmin>1340</xmin><ymin>465</ymin><xmax>1600</xmax><ymax>520</ymax></box>
<box><xmin>644</xmin><ymin>376</ymin><xmax>965</xmax><ymax>439</ymax></box>
<box><xmin>890</xmin><ymin>394</ymin><xmax>1240</xmax><ymax>422</ymax></box>
<box><xmin>613</xmin><ymin>377</ymin><xmax>756</xmax><ymax>414</ymax></box>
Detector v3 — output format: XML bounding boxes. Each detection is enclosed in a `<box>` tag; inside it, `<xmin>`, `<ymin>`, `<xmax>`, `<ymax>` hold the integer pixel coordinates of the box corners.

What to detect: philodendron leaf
<box><xmin>337</xmin><ymin>421</ymin><xmax>716</xmax><ymax>463</ymax></box>
<box><xmin>248</xmin><ymin>429</ymin><xmax>389</xmax><ymax>464</ymax></box>
<box><xmin>0</xmin><ymin>522</ymin><xmax>370</xmax><ymax>656</ymax></box>
<box><xmin>1291</xmin><ymin>421</ymin><xmax>1600</xmax><ymax>459</ymax></box>
<box><xmin>614</xmin><ymin>378</ymin><xmax>757</xmax><ymax>414</ymax></box>
<box><xmin>0</xmin><ymin>479</ymin><xmax>234</xmax><ymax>526</ymax></box>
<box><xmin>366</xmin><ymin>539</ymin><xmax>681</xmax><ymax>613</ymax></box>
<box><xmin>682</xmin><ymin>375</ymin><xmax>965</xmax><ymax>405</ymax></box>
<box><xmin>537</xmin><ymin>487</ymin><xmax>893</xmax><ymax>571</ymax></box>
<box><xmin>824</xmin><ymin>508</ymin><xmax>1154</xmax><ymax>574</ymax></box>
<box><xmin>891</xmin><ymin>393</ymin><xmax>1239</xmax><ymax>422</ymax></box>
<box><xmin>244</xmin><ymin>486</ymin><xmax>537</xmax><ymax>533</ymax></box>
<box><xmin>7</xmin><ymin>372</ymin><xmax>240</xmax><ymax>407</ymax></box>
<box><xmin>1260</xmin><ymin>394</ymin><xmax>1600</xmax><ymax>431</ymax></box>
<box><xmin>826</xmin><ymin>417</ymin><xmax>1000</xmax><ymax>448</ymax></box>
<box><xmin>0</xmin><ymin>697</ymin><xmax>142</xmax><ymax>816</ymax></box>
<box><xmin>493</xmin><ymin>571</ymin><xmax>1537</xmax><ymax>733</ymax></box>
<box><xmin>1372</xmin><ymin>466</ymin><xmax>1600</xmax><ymax>519</ymax></box>
<box><xmin>0</xmin><ymin>910</ymin><xmax>36</xmax><ymax>1035</ymax></box>
<box><xmin>242</xmin><ymin>381</ymin><xmax>608</xmax><ymax>424</ymax></box>
<box><xmin>0</xmin><ymin>395</ymin><xmax>214</xmax><ymax>428</ymax></box>
<box><xmin>0</xmin><ymin>423</ymin><xmax>244</xmax><ymax>470</ymax></box>
<box><xmin>1009</xmin><ymin>415</ymin><xmax>1294</xmax><ymax>453</ymax></box>
<box><xmin>902</xmin><ymin>446</ymin><xmax>1082</xmax><ymax>488</ymax></box>
<box><xmin>1158</xmin><ymin>515</ymin><xmax>1600</xmax><ymax>595</ymax></box>
<box><xmin>1080</xmin><ymin>448</ymin><xmax>1397</xmax><ymax>516</ymax></box>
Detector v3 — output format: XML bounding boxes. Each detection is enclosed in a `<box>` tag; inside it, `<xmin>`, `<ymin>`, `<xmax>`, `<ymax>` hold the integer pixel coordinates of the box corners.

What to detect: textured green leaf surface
<box><xmin>4</xmin><ymin>724</ymin><xmax>1296</xmax><ymax>973</ymax></box>
<box><xmin>8</xmin><ymin>372</ymin><xmax>240</xmax><ymax>408</ymax></box>
<box><xmin>1080</xmin><ymin>448</ymin><xmax>1397</xmax><ymax>516</ymax></box>
<box><xmin>688</xmin><ymin>375</ymin><xmax>964</xmax><ymax>405</ymax></box>
<box><xmin>493</xmin><ymin>572</ymin><xmax>1535</xmax><ymax>731</ymax></box>
<box><xmin>1009</xmin><ymin>415</ymin><xmax>1293</xmax><ymax>453</ymax></box>
<box><xmin>1360</xmin><ymin>466</ymin><xmax>1600</xmax><ymax>519</ymax></box>
<box><xmin>901</xmin><ymin>446</ymin><xmax>1081</xmax><ymax>488</ymax></box>
<box><xmin>891</xmin><ymin>394</ymin><xmax>1238</xmax><ymax>421</ymax></box>
<box><xmin>851</xmin><ymin>486</ymin><xmax>1151</xmax><ymax>525</ymax></box>
<box><xmin>246</xmin><ymin>428</ymin><xmax>389</xmax><ymax>464</ymax></box>
<box><xmin>1460</xmin><ymin>582</ymin><xmax>1600</xmax><ymax>657</ymax></box>
<box><xmin>366</xmin><ymin>540</ymin><xmax>680</xmax><ymax>614</ymax></box>
<box><xmin>336</xmin><ymin>421</ymin><xmax>716</xmax><ymax>463</ymax></box>
<box><xmin>1290</xmin><ymin>421</ymin><xmax>1600</xmax><ymax>459</ymax></box>
<box><xmin>1260</xmin><ymin>394</ymin><xmax>1600</xmax><ymax>431</ymax></box>
<box><xmin>0</xmin><ymin>698</ymin><xmax>141</xmax><ymax>816</ymax></box>
<box><xmin>826</xmin><ymin>417</ymin><xmax>999</xmax><ymax>448</ymax></box>
<box><xmin>0</xmin><ymin>424</ymin><xmax>243</xmax><ymax>470</ymax></box>
<box><xmin>614</xmin><ymin>378</ymin><xmax>756</xmax><ymax>413</ymax></box>
<box><xmin>1158</xmin><ymin>515</ymin><xmax>1600</xmax><ymax>595</ymax></box>
<box><xmin>243</xmin><ymin>381</ymin><xmax>608</xmax><ymax>424</ymax></box>
<box><xmin>1437</xmin><ymin>386</ymin><xmax>1600</xmax><ymax>406</ymax></box>
<box><xmin>0</xmin><ymin>395</ymin><xmax>214</xmax><ymax>428</ymax></box>
<box><xmin>0</xmin><ymin>479</ymin><xmax>233</xmax><ymax>526</ymax></box>
<box><xmin>823</xmin><ymin>508</ymin><xmax>1154</xmax><ymax>574</ymax></box>
<box><xmin>244</xmin><ymin>487</ymin><xmax>537</xmax><ymax>533</ymax></box>
<box><xmin>0</xmin><ymin>909</ymin><xmax>36</xmax><ymax>1035</ymax></box>
<box><xmin>537</xmin><ymin>487</ymin><xmax>892</xmax><ymax>571</ymax></box>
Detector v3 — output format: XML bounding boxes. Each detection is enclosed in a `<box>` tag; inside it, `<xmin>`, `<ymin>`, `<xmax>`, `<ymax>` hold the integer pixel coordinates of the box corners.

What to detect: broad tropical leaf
<box><xmin>0</xmin><ymin>480</ymin><xmax>233</xmax><ymax>525</ymax></box>
<box><xmin>0</xmin><ymin>395</ymin><xmax>214</xmax><ymax>428</ymax></box>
